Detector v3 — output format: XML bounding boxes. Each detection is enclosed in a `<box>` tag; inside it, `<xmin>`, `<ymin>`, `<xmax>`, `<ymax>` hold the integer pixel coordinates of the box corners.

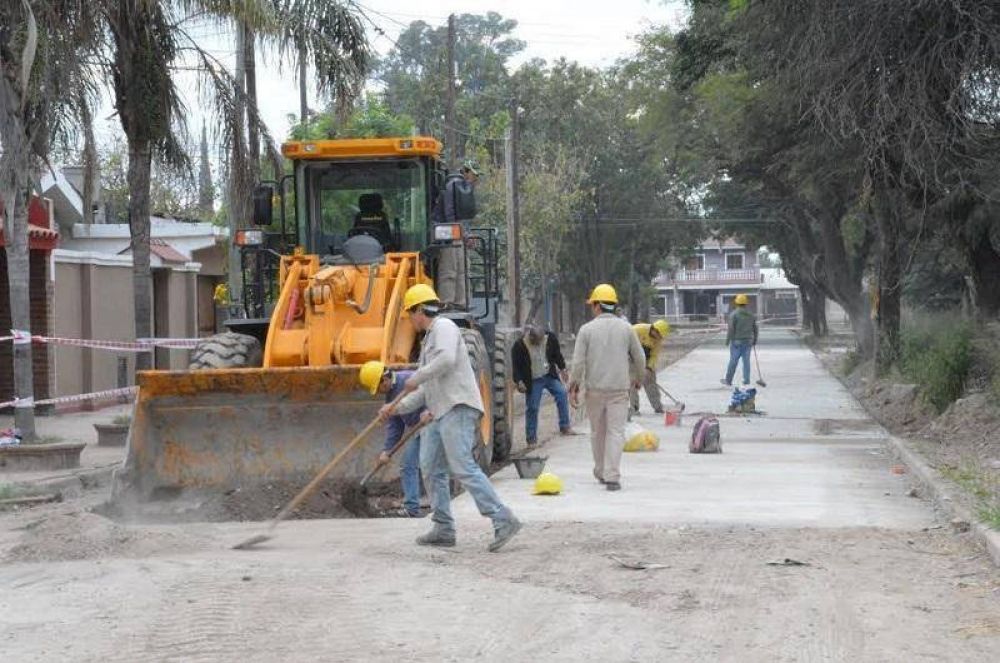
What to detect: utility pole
<box><xmin>299</xmin><ymin>44</ymin><xmax>308</xmax><ymax>126</ymax></box>
<box><xmin>445</xmin><ymin>13</ymin><xmax>457</xmax><ymax>169</ymax></box>
<box><xmin>505</xmin><ymin>102</ymin><xmax>521</xmax><ymax>326</ymax></box>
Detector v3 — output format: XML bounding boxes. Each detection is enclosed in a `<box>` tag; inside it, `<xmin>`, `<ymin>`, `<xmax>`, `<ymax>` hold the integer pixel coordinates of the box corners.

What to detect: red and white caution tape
<box><xmin>0</xmin><ymin>386</ymin><xmax>137</xmax><ymax>410</ymax></box>
<box><xmin>2</xmin><ymin>330</ymin><xmax>200</xmax><ymax>352</ymax></box>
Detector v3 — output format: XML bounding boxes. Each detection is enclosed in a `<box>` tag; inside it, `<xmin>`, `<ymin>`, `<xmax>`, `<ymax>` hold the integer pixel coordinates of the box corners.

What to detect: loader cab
<box><xmin>283</xmin><ymin>138</ymin><xmax>444</xmax><ymax>260</ymax></box>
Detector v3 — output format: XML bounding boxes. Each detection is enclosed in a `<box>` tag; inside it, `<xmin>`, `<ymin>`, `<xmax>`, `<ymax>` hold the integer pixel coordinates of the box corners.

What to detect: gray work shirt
<box><xmin>397</xmin><ymin>316</ymin><xmax>484</xmax><ymax>419</ymax></box>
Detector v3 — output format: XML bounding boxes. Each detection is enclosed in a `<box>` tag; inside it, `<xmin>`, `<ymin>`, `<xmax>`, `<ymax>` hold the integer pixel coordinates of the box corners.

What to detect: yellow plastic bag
<box><xmin>623</xmin><ymin>423</ymin><xmax>659</xmax><ymax>452</ymax></box>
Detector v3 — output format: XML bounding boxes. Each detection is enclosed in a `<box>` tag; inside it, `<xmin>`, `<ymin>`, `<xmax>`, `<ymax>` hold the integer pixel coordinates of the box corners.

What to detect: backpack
<box><xmin>690</xmin><ymin>416</ymin><xmax>722</xmax><ymax>454</ymax></box>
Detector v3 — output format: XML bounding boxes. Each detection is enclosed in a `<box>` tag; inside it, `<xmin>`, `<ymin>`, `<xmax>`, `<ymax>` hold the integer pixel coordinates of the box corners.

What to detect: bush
<box><xmin>899</xmin><ymin>316</ymin><xmax>973</xmax><ymax>413</ymax></box>
<box><xmin>840</xmin><ymin>349</ymin><xmax>863</xmax><ymax>377</ymax></box>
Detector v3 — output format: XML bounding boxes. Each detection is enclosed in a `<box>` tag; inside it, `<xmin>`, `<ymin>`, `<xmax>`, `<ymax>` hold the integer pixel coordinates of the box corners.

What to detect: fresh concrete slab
<box><xmin>454</xmin><ymin>329</ymin><xmax>932</xmax><ymax>529</ymax></box>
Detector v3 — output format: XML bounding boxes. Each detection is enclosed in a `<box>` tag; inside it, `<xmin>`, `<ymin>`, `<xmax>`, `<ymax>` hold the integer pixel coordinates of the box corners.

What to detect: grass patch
<box><xmin>978</xmin><ymin>505</ymin><xmax>1000</xmax><ymax>531</ymax></box>
<box><xmin>900</xmin><ymin>315</ymin><xmax>973</xmax><ymax>413</ymax></box>
<box><xmin>0</xmin><ymin>483</ymin><xmax>18</xmax><ymax>500</ymax></box>
<box><xmin>112</xmin><ymin>415</ymin><xmax>131</xmax><ymax>426</ymax></box>
<box><xmin>940</xmin><ymin>464</ymin><xmax>1000</xmax><ymax>531</ymax></box>
<box><xmin>840</xmin><ymin>349</ymin><xmax>863</xmax><ymax>377</ymax></box>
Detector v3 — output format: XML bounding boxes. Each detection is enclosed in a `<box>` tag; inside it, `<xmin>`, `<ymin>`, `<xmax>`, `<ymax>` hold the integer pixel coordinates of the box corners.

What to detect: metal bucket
<box><xmin>512</xmin><ymin>456</ymin><xmax>547</xmax><ymax>479</ymax></box>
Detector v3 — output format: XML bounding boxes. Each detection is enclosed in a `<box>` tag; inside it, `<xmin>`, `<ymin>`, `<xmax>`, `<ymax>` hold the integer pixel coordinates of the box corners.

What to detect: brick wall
<box><xmin>0</xmin><ymin>249</ymin><xmax>53</xmax><ymax>404</ymax></box>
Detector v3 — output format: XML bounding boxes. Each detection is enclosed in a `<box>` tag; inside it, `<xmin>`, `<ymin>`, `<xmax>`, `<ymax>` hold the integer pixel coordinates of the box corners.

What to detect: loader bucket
<box><xmin>113</xmin><ymin>366</ymin><xmax>393</xmax><ymax>501</ymax></box>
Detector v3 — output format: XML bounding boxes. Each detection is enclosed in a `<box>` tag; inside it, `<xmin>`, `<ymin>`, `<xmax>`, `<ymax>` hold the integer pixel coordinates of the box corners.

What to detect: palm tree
<box><xmin>96</xmin><ymin>1</ymin><xmax>369</xmax><ymax>370</ymax></box>
<box><xmin>1</xmin><ymin>1</ymin><xmax>100</xmax><ymax>439</ymax></box>
<box><xmin>95</xmin><ymin>0</ymin><xmax>369</xmax><ymax>369</ymax></box>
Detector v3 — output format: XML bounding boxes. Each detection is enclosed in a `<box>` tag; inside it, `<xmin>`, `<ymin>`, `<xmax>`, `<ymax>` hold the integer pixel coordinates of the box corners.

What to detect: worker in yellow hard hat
<box><xmin>568</xmin><ymin>283</ymin><xmax>646</xmax><ymax>492</ymax></box>
<box><xmin>630</xmin><ymin>319</ymin><xmax>671</xmax><ymax>416</ymax></box>
<box><xmin>380</xmin><ymin>283</ymin><xmax>522</xmax><ymax>552</ymax></box>
<box><xmin>359</xmin><ymin>360</ymin><xmax>430</xmax><ymax>517</ymax></box>
<box><xmin>722</xmin><ymin>293</ymin><xmax>758</xmax><ymax>387</ymax></box>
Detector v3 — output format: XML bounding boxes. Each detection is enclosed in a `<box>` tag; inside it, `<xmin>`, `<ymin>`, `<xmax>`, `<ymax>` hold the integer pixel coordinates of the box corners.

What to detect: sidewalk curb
<box><xmin>886</xmin><ymin>435</ymin><xmax>1000</xmax><ymax>567</ymax></box>
<box><xmin>11</xmin><ymin>463</ymin><xmax>119</xmax><ymax>500</ymax></box>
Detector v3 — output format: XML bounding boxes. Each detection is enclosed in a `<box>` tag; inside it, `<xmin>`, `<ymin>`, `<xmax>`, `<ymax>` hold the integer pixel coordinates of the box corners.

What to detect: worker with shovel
<box><xmin>380</xmin><ymin>284</ymin><xmax>522</xmax><ymax>552</ymax></box>
<box><xmin>722</xmin><ymin>293</ymin><xmax>759</xmax><ymax>387</ymax></box>
<box><xmin>359</xmin><ymin>361</ymin><xmax>433</xmax><ymax>518</ymax></box>
<box><xmin>569</xmin><ymin>284</ymin><xmax>646</xmax><ymax>492</ymax></box>
<box><xmin>630</xmin><ymin>319</ymin><xmax>671</xmax><ymax>416</ymax></box>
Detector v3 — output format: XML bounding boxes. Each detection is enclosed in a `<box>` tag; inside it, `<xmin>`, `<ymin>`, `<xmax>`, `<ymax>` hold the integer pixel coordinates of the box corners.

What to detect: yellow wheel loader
<box><xmin>114</xmin><ymin>137</ymin><xmax>513</xmax><ymax>503</ymax></box>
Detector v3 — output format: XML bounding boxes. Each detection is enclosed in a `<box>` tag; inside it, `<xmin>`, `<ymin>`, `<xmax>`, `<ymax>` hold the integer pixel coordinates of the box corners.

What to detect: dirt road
<box><xmin>2</xmin><ymin>330</ymin><xmax>999</xmax><ymax>662</ymax></box>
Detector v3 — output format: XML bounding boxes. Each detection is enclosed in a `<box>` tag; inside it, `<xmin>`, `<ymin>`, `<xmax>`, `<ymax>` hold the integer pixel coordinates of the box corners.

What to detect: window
<box><xmin>684</xmin><ymin>254</ymin><xmax>705</xmax><ymax>270</ymax></box>
<box><xmin>725</xmin><ymin>252</ymin><xmax>744</xmax><ymax>270</ymax></box>
<box><xmin>304</xmin><ymin>159</ymin><xmax>428</xmax><ymax>254</ymax></box>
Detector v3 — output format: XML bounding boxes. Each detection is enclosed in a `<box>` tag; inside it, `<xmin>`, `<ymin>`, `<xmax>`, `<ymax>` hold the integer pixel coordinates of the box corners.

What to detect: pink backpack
<box><xmin>690</xmin><ymin>416</ymin><xmax>722</xmax><ymax>454</ymax></box>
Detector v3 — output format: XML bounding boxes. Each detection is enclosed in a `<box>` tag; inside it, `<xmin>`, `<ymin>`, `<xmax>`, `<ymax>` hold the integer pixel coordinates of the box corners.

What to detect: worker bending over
<box><xmin>359</xmin><ymin>361</ymin><xmax>430</xmax><ymax>518</ymax></box>
<box><xmin>630</xmin><ymin>319</ymin><xmax>671</xmax><ymax>416</ymax></box>
<box><xmin>381</xmin><ymin>284</ymin><xmax>521</xmax><ymax>552</ymax></box>
<box><xmin>511</xmin><ymin>322</ymin><xmax>574</xmax><ymax>446</ymax></box>
<box><xmin>569</xmin><ymin>284</ymin><xmax>646</xmax><ymax>492</ymax></box>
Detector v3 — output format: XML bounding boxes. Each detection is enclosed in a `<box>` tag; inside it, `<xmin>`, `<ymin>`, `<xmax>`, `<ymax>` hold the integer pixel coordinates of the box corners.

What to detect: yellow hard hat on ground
<box><xmin>587</xmin><ymin>283</ymin><xmax>618</xmax><ymax>304</ymax></box>
<box><xmin>359</xmin><ymin>360</ymin><xmax>387</xmax><ymax>395</ymax></box>
<box><xmin>652</xmin><ymin>319</ymin><xmax>670</xmax><ymax>337</ymax></box>
<box><xmin>734</xmin><ymin>294</ymin><xmax>749</xmax><ymax>306</ymax></box>
<box><xmin>533</xmin><ymin>472</ymin><xmax>563</xmax><ymax>495</ymax></box>
<box><xmin>403</xmin><ymin>283</ymin><xmax>440</xmax><ymax>311</ymax></box>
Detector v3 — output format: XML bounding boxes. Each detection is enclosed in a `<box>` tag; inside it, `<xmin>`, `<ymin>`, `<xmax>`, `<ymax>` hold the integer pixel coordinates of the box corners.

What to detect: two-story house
<box><xmin>652</xmin><ymin>237</ymin><xmax>801</xmax><ymax>324</ymax></box>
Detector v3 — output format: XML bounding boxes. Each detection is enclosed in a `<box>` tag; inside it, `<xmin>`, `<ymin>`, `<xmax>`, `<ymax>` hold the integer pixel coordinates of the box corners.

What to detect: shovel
<box><xmin>233</xmin><ymin>393</ymin><xmax>405</xmax><ymax>550</ymax></box>
<box><xmin>753</xmin><ymin>346</ymin><xmax>768</xmax><ymax>387</ymax></box>
<box><xmin>340</xmin><ymin>421</ymin><xmax>427</xmax><ymax>517</ymax></box>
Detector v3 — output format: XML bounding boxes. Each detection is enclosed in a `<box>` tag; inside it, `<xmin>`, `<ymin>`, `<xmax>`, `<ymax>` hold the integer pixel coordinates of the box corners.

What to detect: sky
<box><xmin>93</xmin><ymin>1</ymin><xmax>687</xmax><ymax>153</ymax></box>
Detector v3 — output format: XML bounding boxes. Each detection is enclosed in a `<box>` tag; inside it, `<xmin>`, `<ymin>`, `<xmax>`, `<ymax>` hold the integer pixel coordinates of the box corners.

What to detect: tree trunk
<box><xmin>127</xmin><ymin>143</ymin><xmax>154</xmax><ymax>372</ymax></box>
<box><xmin>0</xmin><ymin>71</ymin><xmax>37</xmax><ymax>440</ymax></box>
<box><xmin>80</xmin><ymin>96</ymin><xmax>98</xmax><ymax>225</ymax></box>
<box><xmin>2</xmin><ymin>184</ymin><xmax>37</xmax><ymax>440</ymax></box>
<box><xmin>968</xmin><ymin>233</ymin><xmax>1000</xmax><ymax>319</ymax></box>
<box><xmin>874</xmin><ymin>189</ymin><xmax>902</xmax><ymax>376</ymax></box>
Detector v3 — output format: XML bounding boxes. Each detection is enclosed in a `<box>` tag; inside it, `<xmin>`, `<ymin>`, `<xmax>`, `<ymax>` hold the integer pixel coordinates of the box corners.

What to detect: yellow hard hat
<box><xmin>403</xmin><ymin>283</ymin><xmax>440</xmax><ymax>311</ymax></box>
<box><xmin>358</xmin><ymin>360</ymin><xmax>387</xmax><ymax>395</ymax></box>
<box><xmin>533</xmin><ymin>472</ymin><xmax>563</xmax><ymax>495</ymax></box>
<box><xmin>734</xmin><ymin>294</ymin><xmax>749</xmax><ymax>306</ymax></box>
<box><xmin>652</xmin><ymin>320</ymin><xmax>670</xmax><ymax>337</ymax></box>
<box><xmin>587</xmin><ymin>283</ymin><xmax>618</xmax><ymax>305</ymax></box>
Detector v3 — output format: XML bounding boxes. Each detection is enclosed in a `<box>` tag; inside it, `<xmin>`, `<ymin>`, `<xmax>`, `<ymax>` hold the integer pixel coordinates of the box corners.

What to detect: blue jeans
<box><xmin>400</xmin><ymin>435</ymin><xmax>422</xmax><ymax>515</ymax></box>
<box><xmin>726</xmin><ymin>341</ymin><xmax>753</xmax><ymax>385</ymax></box>
<box><xmin>420</xmin><ymin>405</ymin><xmax>511</xmax><ymax>536</ymax></box>
<box><xmin>526</xmin><ymin>375</ymin><xmax>571</xmax><ymax>442</ymax></box>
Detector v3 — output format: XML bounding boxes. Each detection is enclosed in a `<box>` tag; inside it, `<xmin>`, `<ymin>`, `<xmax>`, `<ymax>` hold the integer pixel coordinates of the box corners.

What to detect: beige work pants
<box><xmin>436</xmin><ymin>245</ymin><xmax>467</xmax><ymax>308</ymax></box>
<box><xmin>630</xmin><ymin>369</ymin><xmax>663</xmax><ymax>413</ymax></box>
<box><xmin>585</xmin><ymin>389</ymin><xmax>629</xmax><ymax>483</ymax></box>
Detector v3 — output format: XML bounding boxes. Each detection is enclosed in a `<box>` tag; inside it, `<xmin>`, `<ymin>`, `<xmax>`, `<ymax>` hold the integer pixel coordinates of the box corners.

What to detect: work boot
<box><xmin>416</xmin><ymin>527</ymin><xmax>455</xmax><ymax>548</ymax></box>
<box><xmin>488</xmin><ymin>516</ymin><xmax>522</xmax><ymax>552</ymax></box>
<box><xmin>606</xmin><ymin>481</ymin><xmax>621</xmax><ymax>492</ymax></box>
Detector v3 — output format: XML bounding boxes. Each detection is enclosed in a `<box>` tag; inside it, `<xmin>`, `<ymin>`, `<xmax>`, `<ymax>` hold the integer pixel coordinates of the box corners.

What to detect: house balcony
<box><xmin>654</xmin><ymin>267</ymin><xmax>762</xmax><ymax>288</ymax></box>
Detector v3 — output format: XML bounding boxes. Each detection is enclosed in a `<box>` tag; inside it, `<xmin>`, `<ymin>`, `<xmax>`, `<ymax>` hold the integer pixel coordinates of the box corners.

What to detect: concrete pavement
<box><xmin>455</xmin><ymin>329</ymin><xmax>931</xmax><ymax>529</ymax></box>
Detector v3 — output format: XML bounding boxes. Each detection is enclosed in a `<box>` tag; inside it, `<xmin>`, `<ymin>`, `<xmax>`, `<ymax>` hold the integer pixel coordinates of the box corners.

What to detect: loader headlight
<box><xmin>235</xmin><ymin>229</ymin><xmax>264</xmax><ymax>246</ymax></box>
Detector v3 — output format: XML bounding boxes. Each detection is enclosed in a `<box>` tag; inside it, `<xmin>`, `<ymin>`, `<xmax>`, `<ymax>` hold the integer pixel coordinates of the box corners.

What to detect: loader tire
<box><xmin>461</xmin><ymin>328</ymin><xmax>494</xmax><ymax>475</ymax></box>
<box><xmin>491</xmin><ymin>330</ymin><xmax>513</xmax><ymax>463</ymax></box>
<box><xmin>188</xmin><ymin>332</ymin><xmax>263</xmax><ymax>370</ymax></box>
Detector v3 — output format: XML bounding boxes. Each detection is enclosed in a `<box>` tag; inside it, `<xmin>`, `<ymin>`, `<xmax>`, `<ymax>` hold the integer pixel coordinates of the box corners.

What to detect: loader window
<box><xmin>307</xmin><ymin>159</ymin><xmax>428</xmax><ymax>255</ymax></box>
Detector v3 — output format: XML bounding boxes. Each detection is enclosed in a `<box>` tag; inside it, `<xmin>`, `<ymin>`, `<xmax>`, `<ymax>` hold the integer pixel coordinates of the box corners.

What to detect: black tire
<box><xmin>460</xmin><ymin>328</ymin><xmax>494</xmax><ymax>475</ymax></box>
<box><xmin>491</xmin><ymin>330</ymin><xmax>513</xmax><ymax>462</ymax></box>
<box><xmin>188</xmin><ymin>332</ymin><xmax>263</xmax><ymax>370</ymax></box>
